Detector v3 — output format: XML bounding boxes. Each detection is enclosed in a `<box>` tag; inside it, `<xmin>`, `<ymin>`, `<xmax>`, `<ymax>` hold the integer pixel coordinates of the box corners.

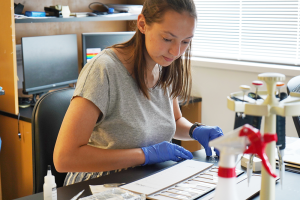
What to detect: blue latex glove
<box><xmin>141</xmin><ymin>141</ymin><xmax>193</xmax><ymax>165</ymax></box>
<box><xmin>192</xmin><ymin>126</ymin><xmax>224</xmax><ymax>156</ymax></box>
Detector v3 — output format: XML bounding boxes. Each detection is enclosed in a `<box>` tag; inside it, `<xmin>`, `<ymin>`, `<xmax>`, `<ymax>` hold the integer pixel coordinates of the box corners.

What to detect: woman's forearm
<box><xmin>173</xmin><ymin>116</ymin><xmax>193</xmax><ymax>141</ymax></box>
<box><xmin>54</xmin><ymin>145</ymin><xmax>145</xmax><ymax>173</ymax></box>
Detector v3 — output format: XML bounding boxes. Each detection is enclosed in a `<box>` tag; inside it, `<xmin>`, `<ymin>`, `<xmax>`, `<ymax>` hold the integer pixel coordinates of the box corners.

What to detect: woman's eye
<box><xmin>163</xmin><ymin>38</ymin><xmax>172</xmax><ymax>42</ymax></box>
<box><xmin>182</xmin><ymin>41</ymin><xmax>190</xmax><ymax>44</ymax></box>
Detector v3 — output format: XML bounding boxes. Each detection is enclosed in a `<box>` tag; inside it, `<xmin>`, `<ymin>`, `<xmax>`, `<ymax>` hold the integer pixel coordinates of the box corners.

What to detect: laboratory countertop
<box><xmin>14</xmin><ymin>149</ymin><xmax>300</xmax><ymax>200</ymax></box>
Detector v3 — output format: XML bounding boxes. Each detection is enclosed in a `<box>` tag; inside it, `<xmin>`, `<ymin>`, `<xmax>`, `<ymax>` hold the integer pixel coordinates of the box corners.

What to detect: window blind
<box><xmin>192</xmin><ymin>0</ymin><xmax>300</xmax><ymax>66</ymax></box>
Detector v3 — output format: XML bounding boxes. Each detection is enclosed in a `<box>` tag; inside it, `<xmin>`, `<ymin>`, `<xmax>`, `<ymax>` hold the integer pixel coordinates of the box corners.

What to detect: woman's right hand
<box><xmin>141</xmin><ymin>141</ymin><xmax>193</xmax><ymax>165</ymax></box>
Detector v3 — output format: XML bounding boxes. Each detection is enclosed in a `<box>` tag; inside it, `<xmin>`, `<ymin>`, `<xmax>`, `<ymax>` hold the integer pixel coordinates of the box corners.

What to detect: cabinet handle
<box><xmin>17</xmin><ymin>112</ymin><xmax>21</xmax><ymax>140</ymax></box>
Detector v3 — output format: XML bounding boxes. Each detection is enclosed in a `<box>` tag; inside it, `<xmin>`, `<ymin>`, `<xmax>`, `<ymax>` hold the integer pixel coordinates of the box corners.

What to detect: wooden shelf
<box><xmin>15</xmin><ymin>13</ymin><xmax>138</xmax><ymax>23</ymax></box>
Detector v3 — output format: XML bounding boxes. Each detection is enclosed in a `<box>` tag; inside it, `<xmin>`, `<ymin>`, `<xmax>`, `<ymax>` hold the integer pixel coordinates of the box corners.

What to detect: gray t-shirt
<box><xmin>73</xmin><ymin>49</ymin><xmax>176</xmax><ymax>150</ymax></box>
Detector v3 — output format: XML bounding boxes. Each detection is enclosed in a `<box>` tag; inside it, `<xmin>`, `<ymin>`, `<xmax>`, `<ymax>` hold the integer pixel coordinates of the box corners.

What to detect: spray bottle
<box><xmin>43</xmin><ymin>165</ymin><xmax>57</xmax><ymax>200</ymax></box>
<box><xmin>209</xmin><ymin>124</ymin><xmax>277</xmax><ymax>200</ymax></box>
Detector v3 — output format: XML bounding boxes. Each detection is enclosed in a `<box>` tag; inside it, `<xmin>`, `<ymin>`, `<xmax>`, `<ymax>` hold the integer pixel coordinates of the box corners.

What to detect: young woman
<box><xmin>53</xmin><ymin>0</ymin><xmax>223</xmax><ymax>186</ymax></box>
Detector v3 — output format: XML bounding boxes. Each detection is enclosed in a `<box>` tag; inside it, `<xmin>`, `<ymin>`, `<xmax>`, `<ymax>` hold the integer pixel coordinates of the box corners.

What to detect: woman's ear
<box><xmin>137</xmin><ymin>14</ymin><xmax>146</xmax><ymax>34</ymax></box>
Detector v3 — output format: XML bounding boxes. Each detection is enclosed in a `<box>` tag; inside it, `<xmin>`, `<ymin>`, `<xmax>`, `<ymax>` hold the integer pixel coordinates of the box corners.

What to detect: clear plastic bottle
<box><xmin>43</xmin><ymin>165</ymin><xmax>57</xmax><ymax>200</ymax></box>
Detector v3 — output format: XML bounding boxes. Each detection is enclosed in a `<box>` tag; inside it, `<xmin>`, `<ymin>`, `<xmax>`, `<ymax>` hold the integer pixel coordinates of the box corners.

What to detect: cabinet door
<box><xmin>0</xmin><ymin>0</ymin><xmax>19</xmax><ymax>114</ymax></box>
<box><xmin>19</xmin><ymin>120</ymin><xmax>33</xmax><ymax>197</ymax></box>
<box><xmin>0</xmin><ymin>115</ymin><xmax>33</xmax><ymax>200</ymax></box>
<box><xmin>181</xmin><ymin>101</ymin><xmax>202</xmax><ymax>152</ymax></box>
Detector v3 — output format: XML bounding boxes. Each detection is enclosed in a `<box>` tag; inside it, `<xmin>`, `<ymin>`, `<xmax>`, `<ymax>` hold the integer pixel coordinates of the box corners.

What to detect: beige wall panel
<box><xmin>0</xmin><ymin>0</ymin><xmax>18</xmax><ymax>114</ymax></box>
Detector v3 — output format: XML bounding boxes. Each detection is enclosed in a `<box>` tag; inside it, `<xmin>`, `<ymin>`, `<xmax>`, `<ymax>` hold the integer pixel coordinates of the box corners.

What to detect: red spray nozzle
<box><xmin>239</xmin><ymin>124</ymin><xmax>277</xmax><ymax>178</ymax></box>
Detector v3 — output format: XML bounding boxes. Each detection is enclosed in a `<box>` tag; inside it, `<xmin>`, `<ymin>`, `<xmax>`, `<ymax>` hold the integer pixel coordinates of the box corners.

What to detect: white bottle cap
<box><xmin>44</xmin><ymin>165</ymin><xmax>55</xmax><ymax>184</ymax></box>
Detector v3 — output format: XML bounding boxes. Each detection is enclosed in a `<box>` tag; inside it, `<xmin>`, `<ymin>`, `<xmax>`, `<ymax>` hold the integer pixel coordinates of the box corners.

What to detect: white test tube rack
<box><xmin>227</xmin><ymin>72</ymin><xmax>300</xmax><ymax>200</ymax></box>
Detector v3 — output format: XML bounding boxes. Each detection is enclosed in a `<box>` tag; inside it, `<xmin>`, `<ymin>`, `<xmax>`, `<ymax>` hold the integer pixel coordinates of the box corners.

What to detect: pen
<box><xmin>70</xmin><ymin>189</ymin><xmax>84</xmax><ymax>200</ymax></box>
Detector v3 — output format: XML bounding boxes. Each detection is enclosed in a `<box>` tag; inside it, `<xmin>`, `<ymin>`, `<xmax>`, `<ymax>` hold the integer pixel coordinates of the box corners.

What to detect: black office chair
<box><xmin>32</xmin><ymin>87</ymin><xmax>75</xmax><ymax>193</ymax></box>
<box><xmin>287</xmin><ymin>75</ymin><xmax>300</xmax><ymax>138</ymax></box>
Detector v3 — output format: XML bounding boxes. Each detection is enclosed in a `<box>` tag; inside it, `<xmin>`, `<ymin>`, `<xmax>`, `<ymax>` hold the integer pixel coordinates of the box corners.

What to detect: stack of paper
<box><xmin>275</xmin><ymin>137</ymin><xmax>300</xmax><ymax>169</ymax></box>
<box><xmin>121</xmin><ymin>160</ymin><xmax>213</xmax><ymax>196</ymax></box>
<box><xmin>120</xmin><ymin>160</ymin><xmax>244</xmax><ymax>200</ymax></box>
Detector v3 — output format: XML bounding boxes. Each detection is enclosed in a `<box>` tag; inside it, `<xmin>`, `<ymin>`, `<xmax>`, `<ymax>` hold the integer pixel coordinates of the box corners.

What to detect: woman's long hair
<box><xmin>110</xmin><ymin>0</ymin><xmax>197</xmax><ymax>103</ymax></box>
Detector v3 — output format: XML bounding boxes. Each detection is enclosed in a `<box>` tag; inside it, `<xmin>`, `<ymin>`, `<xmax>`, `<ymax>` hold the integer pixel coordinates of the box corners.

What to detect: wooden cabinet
<box><xmin>181</xmin><ymin>100</ymin><xmax>202</xmax><ymax>152</ymax></box>
<box><xmin>0</xmin><ymin>115</ymin><xmax>32</xmax><ymax>200</ymax></box>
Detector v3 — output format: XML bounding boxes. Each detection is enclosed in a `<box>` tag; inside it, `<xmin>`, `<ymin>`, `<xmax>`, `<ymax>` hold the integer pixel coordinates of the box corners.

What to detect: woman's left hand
<box><xmin>192</xmin><ymin>126</ymin><xmax>224</xmax><ymax>157</ymax></box>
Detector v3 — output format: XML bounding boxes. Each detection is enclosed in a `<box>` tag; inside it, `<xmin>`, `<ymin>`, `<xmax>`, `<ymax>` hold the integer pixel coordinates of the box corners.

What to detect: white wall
<box><xmin>190</xmin><ymin>59</ymin><xmax>300</xmax><ymax>138</ymax></box>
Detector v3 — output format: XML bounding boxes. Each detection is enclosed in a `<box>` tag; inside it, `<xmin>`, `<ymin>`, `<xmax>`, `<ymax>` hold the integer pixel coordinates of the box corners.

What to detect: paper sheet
<box><xmin>275</xmin><ymin>137</ymin><xmax>300</xmax><ymax>166</ymax></box>
<box><xmin>120</xmin><ymin>160</ymin><xmax>213</xmax><ymax>195</ymax></box>
<box><xmin>89</xmin><ymin>185</ymin><xmax>113</xmax><ymax>195</ymax></box>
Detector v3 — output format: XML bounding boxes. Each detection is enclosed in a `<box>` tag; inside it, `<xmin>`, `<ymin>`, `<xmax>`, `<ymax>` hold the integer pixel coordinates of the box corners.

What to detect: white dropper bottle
<box><xmin>43</xmin><ymin>165</ymin><xmax>57</xmax><ymax>200</ymax></box>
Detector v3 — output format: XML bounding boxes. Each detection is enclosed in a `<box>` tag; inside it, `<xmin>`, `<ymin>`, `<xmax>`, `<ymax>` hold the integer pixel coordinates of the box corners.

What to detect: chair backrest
<box><xmin>287</xmin><ymin>75</ymin><xmax>300</xmax><ymax>138</ymax></box>
<box><xmin>32</xmin><ymin>88</ymin><xmax>75</xmax><ymax>193</ymax></box>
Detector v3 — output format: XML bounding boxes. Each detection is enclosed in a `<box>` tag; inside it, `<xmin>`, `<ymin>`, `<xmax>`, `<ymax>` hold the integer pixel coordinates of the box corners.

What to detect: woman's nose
<box><xmin>169</xmin><ymin>43</ymin><xmax>180</xmax><ymax>57</ymax></box>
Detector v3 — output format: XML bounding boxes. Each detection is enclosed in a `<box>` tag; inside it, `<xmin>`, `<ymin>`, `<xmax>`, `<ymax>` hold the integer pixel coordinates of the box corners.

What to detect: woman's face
<box><xmin>142</xmin><ymin>10</ymin><xmax>196</xmax><ymax>67</ymax></box>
